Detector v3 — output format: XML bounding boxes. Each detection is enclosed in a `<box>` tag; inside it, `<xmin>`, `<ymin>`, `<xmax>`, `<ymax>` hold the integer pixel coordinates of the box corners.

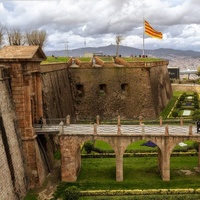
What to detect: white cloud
<box><xmin>1</xmin><ymin>0</ymin><xmax>200</xmax><ymax>52</ymax></box>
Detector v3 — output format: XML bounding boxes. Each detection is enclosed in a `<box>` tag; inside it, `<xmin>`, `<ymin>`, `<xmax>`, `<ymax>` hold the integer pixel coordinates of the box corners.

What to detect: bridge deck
<box><xmin>34</xmin><ymin>124</ymin><xmax>199</xmax><ymax>135</ymax></box>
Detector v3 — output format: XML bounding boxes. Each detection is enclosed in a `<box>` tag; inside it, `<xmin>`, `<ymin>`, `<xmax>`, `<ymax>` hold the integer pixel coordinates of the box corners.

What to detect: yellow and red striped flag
<box><xmin>145</xmin><ymin>20</ymin><xmax>163</xmax><ymax>39</ymax></box>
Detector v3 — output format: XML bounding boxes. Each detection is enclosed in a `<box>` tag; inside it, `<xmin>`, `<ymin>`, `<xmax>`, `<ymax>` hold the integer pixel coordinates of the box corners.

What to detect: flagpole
<box><xmin>142</xmin><ymin>18</ymin><xmax>145</xmax><ymax>56</ymax></box>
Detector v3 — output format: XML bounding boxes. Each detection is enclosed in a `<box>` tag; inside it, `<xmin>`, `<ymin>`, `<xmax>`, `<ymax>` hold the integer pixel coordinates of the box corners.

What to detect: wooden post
<box><xmin>117</xmin><ymin>115</ymin><xmax>120</xmax><ymax>126</ymax></box>
<box><xmin>94</xmin><ymin>123</ymin><xmax>97</xmax><ymax>135</ymax></box>
<box><xmin>180</xmin><ymin>117</ymin><xmax>183</xmax><ymax>126</ymax></box>
<box><xmin>117</xmin><ymin>124</ymin><xmax>121</xmax><ymax>135</ymax></box>
<box><xmin>59</xmin><ymin>121</ymin><xmax>64</xmax><ymax>135</ymax></box>
<box><xmin>66</xmin><ymin>115</ymin><xmax>70</xmax><ymax>125</ymax></box>
<box><xmin>141</xmin><ymin>123</ymin><xmax>145</xmax><ymax>135</ymax></box>
<box><xmin>139</xmin><ymin>115</ymin><xmax>143</xmax><ymax>125</ymax></box>
<box><xmin>189</xmin><ymin>124</ymin><xmax>193</xmax><ymax>135</ymax></box>
<box><xmin>159</xmin><ymin>116</ymin><xmax>162</xmax><ymax>127</ymax></box>
<box><xmin>96</xmin><ymin>115</ymin><xmax>100</xmax><ymax>125</ymax></box>
<box><xmin>165</xmin><ymin>124</ymin><xmax>169</xmax><ymax>135</ymax></box>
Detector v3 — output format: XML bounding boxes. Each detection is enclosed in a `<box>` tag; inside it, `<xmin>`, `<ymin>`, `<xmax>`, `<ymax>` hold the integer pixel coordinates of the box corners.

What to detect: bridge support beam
<box><xmin>60</xmin><ymin>136</ymin><xmax>81</xmax><ymax>182</ymax></box>
<box><xmin>116</xmin><ymin>154</ymin><xmax>123</xmax><ymax>182</ymax></box>
<box><xmin>160</xmin><ymin>143</ymin><xmax>170</xmax><ymax>181</ymax></box>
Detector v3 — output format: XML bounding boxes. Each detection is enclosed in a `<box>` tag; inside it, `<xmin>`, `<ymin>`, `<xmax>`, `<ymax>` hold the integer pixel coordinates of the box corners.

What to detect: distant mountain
<box><xmin>45</xmin><ymin>44</ymin><xmax>200</xmax><ymax>58</ymax></box>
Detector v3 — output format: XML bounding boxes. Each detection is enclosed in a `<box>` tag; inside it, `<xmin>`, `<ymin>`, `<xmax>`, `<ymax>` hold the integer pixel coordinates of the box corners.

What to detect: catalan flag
<box><xmin>145</xmin><ymin>20</ymin><xmax>163</xmax><ymax>39</ymax></box>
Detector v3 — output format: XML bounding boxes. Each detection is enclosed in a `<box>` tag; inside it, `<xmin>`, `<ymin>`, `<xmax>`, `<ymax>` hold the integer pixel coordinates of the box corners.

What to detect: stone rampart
<box><xmin>172</xmin><ymin>84</ymin><xmax>200</xmax><ymax>92</ymax></box>
<box><xmin>41</xmin><ymin>67</ymin><xmax>75</xmax><ymax>121</ymax></box>
<box><xmin>41</xmin><ymin>62</ymin><xmax>67</xmax><ymax>73</ymax></box>
<box><xmin>68</xmin><ymin>63</ymin><xmax>172</xmax><ymax>120</ymax></box>
<box><xmin>0</xmin><ymin>67</ymin><xmax>27</xmax><ymax>199</ymax></box>
<box><xmin>41</xmin><ymin>60</ymin><xmax>172</xmax><ymax>121</ymax></box>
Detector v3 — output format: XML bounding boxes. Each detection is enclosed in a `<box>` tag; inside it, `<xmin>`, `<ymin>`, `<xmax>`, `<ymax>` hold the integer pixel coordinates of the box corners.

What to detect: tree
<box><xmin>196</xmin><ymin>67</ymin><xmax>200</xmax><ymax>77</ymax></box>
<box><xmin>25</xmin><ymin>29</ymin><xmax>47</xmax><ymax>47</ymax></box>
<box><xmin>7</xmin><ymin>28</ymin><xmax>25</xmax><ymax>45</ymax></box>
<box><xmin>115</xmin><ymin>34</ymin><xmax>125</xmax><ymax>57</ymax></box>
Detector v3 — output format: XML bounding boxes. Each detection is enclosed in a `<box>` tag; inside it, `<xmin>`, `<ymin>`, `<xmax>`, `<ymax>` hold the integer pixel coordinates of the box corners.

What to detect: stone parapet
<box><xmin>172</xmin><ymin>84</ymin><xmax>200</xmax><ymax>93</ymax></box>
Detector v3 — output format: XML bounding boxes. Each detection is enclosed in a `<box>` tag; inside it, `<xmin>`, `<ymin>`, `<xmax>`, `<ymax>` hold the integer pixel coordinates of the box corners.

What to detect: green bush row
<box><xmin>83</xmin><ymin>141</ymin><xmax>198</xmax><ymax>155</ymax></box>
<box><xmin>171</xmin><ymin>92</ymin><xmax>200</xmax><ymax>118</ymax></box>
<box><xmin>80</xmin><ymin>188</ymin><xmax>197</xmax><ymax>196</ymax></box>
<box><xmin>81</xmin><ymin>151</ymin><xmax>197</xmax><ymax>158</ymax></box>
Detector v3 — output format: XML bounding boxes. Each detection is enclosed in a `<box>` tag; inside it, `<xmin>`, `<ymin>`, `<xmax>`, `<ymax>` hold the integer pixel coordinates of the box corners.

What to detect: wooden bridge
<box><xmin>34</xmin><ymin>122</ymin><xmax>200</xmax><ymax>183</ymax></box>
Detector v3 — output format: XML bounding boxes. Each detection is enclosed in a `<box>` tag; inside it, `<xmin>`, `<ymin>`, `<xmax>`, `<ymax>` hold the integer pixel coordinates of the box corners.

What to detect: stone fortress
<box><xmin>0</xmin><ymin>45</ymin><xmax>173</xmax><ymax>199</ymax></box>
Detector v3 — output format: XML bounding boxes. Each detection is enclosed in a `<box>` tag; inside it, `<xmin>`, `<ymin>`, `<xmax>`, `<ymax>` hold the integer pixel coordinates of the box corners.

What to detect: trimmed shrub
<box><xmin>172</xmin><ymin>110</ymin><xmax>178</xmax><ymax>118</ymax></box>
<box><xmin>193</xmin><ymin>142</ymin><xmax>199</xmax><ymax>151</ymax></box>
<box><xmin>176</xmin><ymin>102</ymin><xmax>182</xmax><ymax>108</ymax></box>
<box><xmin>192</xmin><ymin>114</ymin><xmax>200</xmax><ymax>121</ymax></box>
<box><xmin>62</xmin><ymin>186</ymin><xmax>80</xmax><ymax>200</ymax></box>
<box><xmin>194</xmin><ymin>103</ymin><xmax>199</xmax><ymax>109</ymax></box>
<box><xmin>83</xmin><ymin>141</ymin><xmax>94</xmax><ymax>154</ymax></box>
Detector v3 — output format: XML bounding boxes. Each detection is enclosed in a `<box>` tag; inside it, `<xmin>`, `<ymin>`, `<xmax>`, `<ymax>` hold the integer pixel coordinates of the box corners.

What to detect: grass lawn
<box><xmin>98</xmin><ymin>57</ymin><xmax>113</xmax><ymax>62</ymax></box>
<box><xmin>83</xmin><ymin>140</ymin><xmax>197</xmax><ymax>154</ymax></box>
<box><xmin>60</xmin><ymin>156</ymin><xmax>200</xmax><ymax>191</ymax></box>
<box><xmin>52</xmin><ymin>156</ymin><xmax>200</xmax><ymax>199</ymax></box>
<box><xmin>78</xmin><ymin>57</ymin><xmax>92</xmax><ymax>62</ymax></box>
<box><xmin>41</xmin><ymin>56</ymin><xmax>70</xmax><ymax>64</ymax></box>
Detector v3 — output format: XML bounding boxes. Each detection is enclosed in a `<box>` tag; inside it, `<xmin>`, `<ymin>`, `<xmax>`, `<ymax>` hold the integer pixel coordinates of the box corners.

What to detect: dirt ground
<box><xmin>36</xmin><ymin>161</ymin><xmax>61</xmax><ymax>200</ymax></box>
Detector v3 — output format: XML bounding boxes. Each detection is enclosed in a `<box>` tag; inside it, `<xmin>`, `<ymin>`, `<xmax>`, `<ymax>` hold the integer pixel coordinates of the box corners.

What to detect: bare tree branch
<box><xmin>6</xmin><ymin>28</ymin><xmax>25</xmax><ymax>46</ymax></box>
<box><xmin>26</xmin><ymin>29</ymin><xmax>47</xmax><ymax>48</ymax></box>
<box><xmin>115</xmin><ymin>35</ymin><xmax>125</xmax><ymax>57</ymax></box>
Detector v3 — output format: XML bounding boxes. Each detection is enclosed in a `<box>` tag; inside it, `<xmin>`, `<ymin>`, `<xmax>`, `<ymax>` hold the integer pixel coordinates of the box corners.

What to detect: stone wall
<box><xmin>41</xmin><ymin>66</ymin><xmax>75</xmax><ymax>122</ymax></box>
<box><xmin>0</xmin><ymin>69</ymin><xmax>27</xmax><ymax>199</ymax></box>
<box><xmin>149</xmin><ymin>63</ymin><xmax>173</xmax><ymax>116</ymax></box>
<box><xmin>41</xmin><ymin>61</ymin><xmax>172</xmax><ymax>121</ymax></box>
<box><xmin>172</xmin><ymin>84</ymin><xmax>200</xmax><ymax>93</ymax></box>
<box><xmin>68</xmin><ymin>64</ymin><xmax>172</xmax><ymax>120</ymax></box>
<box><xmin>69</xmin><ymin>67</ymin><xmax>154</xmax><ymax>119</ymax></box>
<box><xmin>0</xmin><ymin>131</ymin><xmax>16</xmax><ymax>200</ymax></box>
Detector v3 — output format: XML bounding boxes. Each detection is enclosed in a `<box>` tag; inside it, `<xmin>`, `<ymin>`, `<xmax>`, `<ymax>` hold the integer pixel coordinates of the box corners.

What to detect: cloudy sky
<box><xmin>1</xmin><ymin>0</ymin><xmax>200</xmax><ymax>52</ymax></box>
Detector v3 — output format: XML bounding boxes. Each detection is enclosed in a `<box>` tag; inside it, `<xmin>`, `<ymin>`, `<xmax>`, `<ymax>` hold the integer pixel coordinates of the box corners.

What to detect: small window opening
<box><xmin>121</xmin><ymin>83</ymin><xmax>128</xmax><ymax>92</ymax></box>
<box><xmin>99</xmin><ymin>84</ymin><xmax>107</xmax><ymax>94</ymax></box>
<box><xmin>76</xmin><ymin>84</ymin><xmax>84</xmax><ymax>96</ymax></box>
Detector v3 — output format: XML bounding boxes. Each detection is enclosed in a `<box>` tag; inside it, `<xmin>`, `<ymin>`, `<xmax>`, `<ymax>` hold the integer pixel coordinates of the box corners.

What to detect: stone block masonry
<box><xmin>41</xmin><ymin>58</ymin><xmax>172</xmax><ymax>121</ymax></box>
<box><xmin>68</xmin><ymin>62</ymin><xmax>172</xmax><ymax>120</ymax></box>
<box><xmin>0</xmin><ymin>74</ymin><xmax>27</xmax><ymax>200</ymax></box>
<box><xmin>0</xmin><ymin>133</ymin><xmax>16</xmax><ymax>200</ymax></box>
<box><xmin>0</xmin><ymin>46</ymin><xmax>48</xmax><ymax>195</ymax></box>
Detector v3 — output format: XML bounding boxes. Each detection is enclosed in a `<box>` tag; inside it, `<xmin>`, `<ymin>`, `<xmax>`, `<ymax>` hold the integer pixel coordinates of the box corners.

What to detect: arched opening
<box><xmin>170</xmin><ymin>140</ymin><xmax>199</xmax><ymax>181</ymax></box>
<box><xmin>78</xmin><ymin>140</ymin><xmax>115</xmax><ymax>181</ymax></box>
<box><xmin>123</xmin><ymin>140</ymin><xmax>160</xmax><ymax>187</ymax></box>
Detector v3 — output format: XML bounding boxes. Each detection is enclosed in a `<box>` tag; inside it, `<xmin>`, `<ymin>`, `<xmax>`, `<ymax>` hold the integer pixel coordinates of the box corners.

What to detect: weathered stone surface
<box><xmin>0</xmin><ymin>46</ymin><xmax>48</xmax><ymax>195</ymax></box>
<box><xmin>41</xmin><ymin>60</ymin><xmax>172</xmax><ymax>121</ymax></box>
<box><xmin>0</xmin><ymin>74</ymin><xmax>27</xmax><ymax>199</ymax></box>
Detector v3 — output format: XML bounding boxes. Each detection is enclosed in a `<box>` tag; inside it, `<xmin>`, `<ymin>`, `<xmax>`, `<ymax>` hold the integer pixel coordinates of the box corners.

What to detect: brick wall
<box><xmin>0</xmin><ymin>72</ymin><xmax>27</xmax><ymax>199</ymax></box>
<box><xmin>0</xmin><ymin>133</ymin><xmax>16</xmax><ymax>200</ymax></box>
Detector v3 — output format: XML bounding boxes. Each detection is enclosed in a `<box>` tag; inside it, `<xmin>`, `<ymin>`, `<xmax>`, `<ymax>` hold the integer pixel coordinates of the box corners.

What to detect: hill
<box><xmin>45</xmin><ymin>44</ymin><xmax>200</xmax><ymax>58</ymax></box>
<box><xmin>45</xmin><ymin>45</ymin><xmax>200</xmax><ymax>71</ymax></box>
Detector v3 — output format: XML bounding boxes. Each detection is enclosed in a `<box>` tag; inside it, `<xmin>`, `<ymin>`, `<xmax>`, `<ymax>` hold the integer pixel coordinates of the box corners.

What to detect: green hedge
<box><xmin>80</xmin><ymin>188</ymin><xmax>196</xmax><ymax>196</ymax></box>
